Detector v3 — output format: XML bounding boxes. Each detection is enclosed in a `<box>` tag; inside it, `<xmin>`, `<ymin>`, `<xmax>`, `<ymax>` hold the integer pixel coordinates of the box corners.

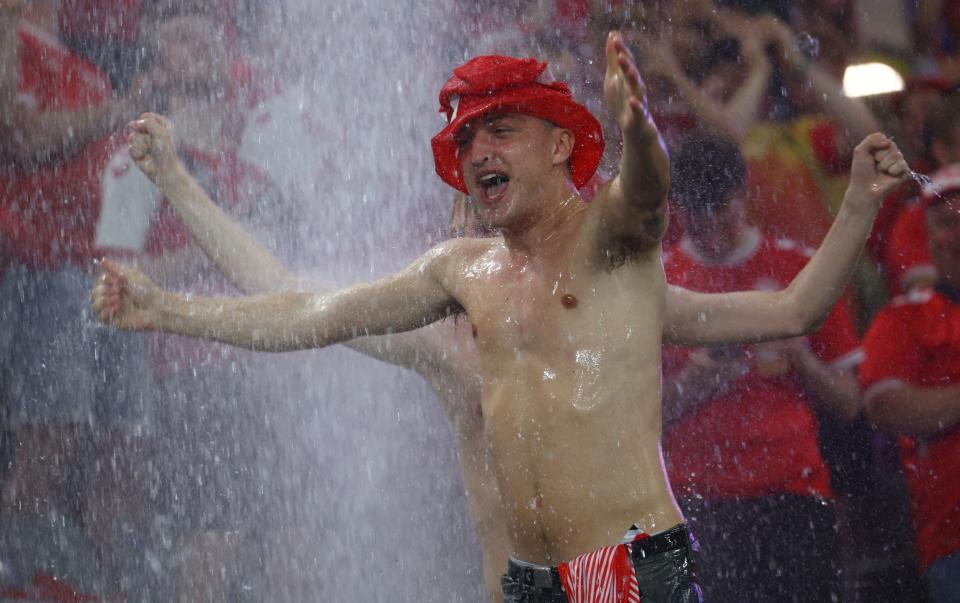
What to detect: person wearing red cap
<box><xmin>861</xmin><ymin>164</ymin><xmax>960</xmax><ymax>603</ymax></box>
<box><xmin>91</xmin><ymin>30</ymin><xmax>909</xmax><ymax>601</ymax></box>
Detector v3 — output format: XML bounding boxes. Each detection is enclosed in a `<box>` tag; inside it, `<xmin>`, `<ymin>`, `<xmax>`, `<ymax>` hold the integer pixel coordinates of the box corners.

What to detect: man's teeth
<box><xmin>480</xmin><ymin>173</ymin><xmax>507</xmax><ymax>186</ymax></box>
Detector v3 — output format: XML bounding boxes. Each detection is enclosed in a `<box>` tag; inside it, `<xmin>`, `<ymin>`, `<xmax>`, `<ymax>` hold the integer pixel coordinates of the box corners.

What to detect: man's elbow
<box><xmin>779</xmin><ymin>303</ymin><xmax>818</xmax><ymax>339</ymax></box>
<box><xmin>779</xmin><ymin>287</ymin><xmax>829</xmax><ymax>337</ymax></box>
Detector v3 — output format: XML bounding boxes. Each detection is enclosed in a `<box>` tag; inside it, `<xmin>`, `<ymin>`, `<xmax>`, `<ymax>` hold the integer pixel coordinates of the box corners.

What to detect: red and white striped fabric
<box><xmin>556</xmin><ymin>538</ymin><xmax>642</xmax><ymax>603</ymax></box>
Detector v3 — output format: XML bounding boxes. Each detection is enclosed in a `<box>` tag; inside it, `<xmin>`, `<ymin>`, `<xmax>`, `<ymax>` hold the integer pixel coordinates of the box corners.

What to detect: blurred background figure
<box><xmin>662</xmin><ymin>134</ymin><xmax>864</xmax><ymax>602</ymax></box>
<box><xmin>861</xmin><ymin>165</ymin><xmax>960</xmax><ymax>603</ymax></box>
<box><xmin>0</xmin><ymin>0</ymin><xmax>153</xmax><ymax>599</ymax></box>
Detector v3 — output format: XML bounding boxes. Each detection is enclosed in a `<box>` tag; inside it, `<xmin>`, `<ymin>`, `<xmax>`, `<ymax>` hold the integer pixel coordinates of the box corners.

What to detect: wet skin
<box><xmin>446</xmin><ymin>228</ymin><xmax>677</xmax><ymax>564</ymax></box>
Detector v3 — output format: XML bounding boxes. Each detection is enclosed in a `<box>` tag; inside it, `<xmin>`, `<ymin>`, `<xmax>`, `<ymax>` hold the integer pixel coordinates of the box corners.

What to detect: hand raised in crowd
<box><xmin>848</xmin><ymin>134</ymin><xmax>910</xmax><ymax>206</ymax></box>
<box><xmin>756</xmin><ymin>16</ymin><xmax>806</xmax><ymax>68</ymax></box>
<box><xmin>604</xmin><ymin>31</ymin><xmax>654</xmax><ymax>142</ymax></box>
<box><xmin>674</xmin><ymin>347</ymin><xmax>750</xmax><ymax>401</ymax></box>
<box><xmin>127</xmin><ymin>112</ymin><xmax>184</xmax><ymax>185</ymax></box>
<box><xmin>752</xmin><ymin>338</ymin><xmax>807</xmax><ymax>378</ymax></box>
<box><xmin>632</xmin><ymin>32</ymin><xmax>681</xmax><ymax>81</ymax></box>
<box><xmin>91</xmin><ymin>260</ymin><xmax>162</xmax><ymax>331</ymax></box>
<box><xmin>720</xmin><ymin>13</ymin><xmax>774</xmax><ymax>68</ymax></box>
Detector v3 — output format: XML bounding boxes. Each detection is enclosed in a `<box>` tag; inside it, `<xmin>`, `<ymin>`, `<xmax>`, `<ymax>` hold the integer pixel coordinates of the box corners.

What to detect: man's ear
<box><xmin>552</xmin><ymin>127</ymin><xmax>575</xmax><ymax>168</ymax></box>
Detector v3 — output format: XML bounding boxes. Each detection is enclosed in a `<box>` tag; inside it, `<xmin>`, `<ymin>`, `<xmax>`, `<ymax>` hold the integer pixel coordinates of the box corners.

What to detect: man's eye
<box><xmin>494</xmin><ymin>128</ymin><xmax>511</xmax><ymax>135</ymax></box>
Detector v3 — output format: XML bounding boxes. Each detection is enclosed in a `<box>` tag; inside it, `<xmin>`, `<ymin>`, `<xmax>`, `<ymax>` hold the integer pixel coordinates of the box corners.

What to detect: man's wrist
<box><xmin>155</xmin><ymin>290</ymin><xmax>186</xmax><ymax>333</ymax></box>
<box><xmin>155</xmin><ymin>162</ymin><xmax>191</xmax><ymax>195</ymax></box>
<box><xmin>840</xmin><ymin>188</ymin><xmax>882</xmax><ymax>219</ymax></box>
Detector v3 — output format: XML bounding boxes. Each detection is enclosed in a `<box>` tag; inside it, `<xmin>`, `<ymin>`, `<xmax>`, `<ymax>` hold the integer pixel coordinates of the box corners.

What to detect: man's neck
<box><xmin>501</xmin><ymin>183</ymin><xmax>585</xmax><ymax>257</ymax></box>
<box><xmin>690</xmin><ymin>227</ymin><xmax>753</xmax><ymax>265</ymax></box>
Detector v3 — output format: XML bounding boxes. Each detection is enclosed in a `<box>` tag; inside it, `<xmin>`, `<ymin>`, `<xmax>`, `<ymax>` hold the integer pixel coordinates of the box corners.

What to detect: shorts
<box><xmin>501</xmin><ymin>523</ymin><xmax>703</xmax><ymax>603</ymax></box>
<box><xmin>0</xmin><ymin>263</ymin><xmax>155</xmax><ymax>431</ymax></box>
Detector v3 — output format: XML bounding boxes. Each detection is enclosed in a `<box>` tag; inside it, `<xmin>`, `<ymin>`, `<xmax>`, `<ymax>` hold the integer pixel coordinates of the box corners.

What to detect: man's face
<box><xmin>455</xmin><ymin>112</ymin><xmax>567</xmax><ymax>229</ymax></box>
<box><xmin>155</xmin><ymin>15</ymin><xmax>229</xmax><ymax>92</ymax></box>
<box><xmin>680</xmin><ymin>192</ymin><xmax>745</xmax><ymax>259</ymax></box>
<box><xmin>927</xmin><ymin>194</ymin><xmax>960</xmax><ymax>285</ymax></box>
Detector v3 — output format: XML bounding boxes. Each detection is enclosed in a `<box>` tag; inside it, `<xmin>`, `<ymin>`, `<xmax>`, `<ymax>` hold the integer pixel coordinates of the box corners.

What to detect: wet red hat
<box><xmin>431</xmin><ymin>55</ymin><xmax>604</xmax><ymax>193</ymax></box>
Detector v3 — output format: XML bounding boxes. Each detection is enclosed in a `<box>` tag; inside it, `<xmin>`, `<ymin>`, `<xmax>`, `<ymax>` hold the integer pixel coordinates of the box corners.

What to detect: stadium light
<box><xmin>843</xmin><ymin>62</ymin><xmax>905</xmax><ymax>98</ymax></box>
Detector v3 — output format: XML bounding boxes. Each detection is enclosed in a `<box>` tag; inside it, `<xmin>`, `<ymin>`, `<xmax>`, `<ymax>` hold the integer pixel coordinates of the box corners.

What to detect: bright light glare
<box><xmin>843</xmin><ymin>62</ymin><xmax>905</xmax><ymax>98</ymax></box>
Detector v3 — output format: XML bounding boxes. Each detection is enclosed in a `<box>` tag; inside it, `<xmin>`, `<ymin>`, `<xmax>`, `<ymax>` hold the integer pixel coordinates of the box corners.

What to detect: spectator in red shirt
<box><xmin>880</xmin><ymin>96</ymin><xmax>960</xmax><ymax>296</ymax></box>
<box><xmin>0</xmin><ymin>0</ymin><xmax>150</xmax><ymax>517</ymax></box>
<box><xmin>0</xmin><ymin>1</ymin><xmax>156</xmax><ymax>598</ymax></box>
<box><xmin>862</xmin><ymin>163</ymin><xmax>960</xmax><ymax>602</ymax></box>
<box><xmin>662</xmin><ymin>135</ymin><xmax>864</xmax><ymax>601</ymax></box>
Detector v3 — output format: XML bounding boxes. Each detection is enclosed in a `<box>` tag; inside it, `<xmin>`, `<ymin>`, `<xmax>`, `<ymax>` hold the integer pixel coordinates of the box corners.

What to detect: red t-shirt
<box><xmin>663</xmin><ymin>230</ymin><xmax>861</xmax><ymax>501</ymax></box>
<box><xmin>859</xmin><ymin>287</ymin><xmax>960</xmax><ymax>571</ymax></box>
<box><xmin>881</xmin><ymin>201</ymin><xmax>934</xmax><ymax>295</ymax></box>
<box><xmin>0</xmin><ymin>23</ymin><xmax>116</xmax><ymax>269</ymax></box>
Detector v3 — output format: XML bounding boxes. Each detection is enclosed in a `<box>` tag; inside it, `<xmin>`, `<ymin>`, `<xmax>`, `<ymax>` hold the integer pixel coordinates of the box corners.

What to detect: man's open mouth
<box><xmin>478</xmin><ymin>172</ymin><xmax>510</xmax><ymax>203</ymax></box>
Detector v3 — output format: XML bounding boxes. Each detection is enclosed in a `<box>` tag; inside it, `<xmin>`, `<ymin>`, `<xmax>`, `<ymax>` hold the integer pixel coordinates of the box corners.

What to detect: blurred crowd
<box><xmin>0</xmin><ymin>0</ymin><xmax>959</xmax><ymax>601</ymax></box>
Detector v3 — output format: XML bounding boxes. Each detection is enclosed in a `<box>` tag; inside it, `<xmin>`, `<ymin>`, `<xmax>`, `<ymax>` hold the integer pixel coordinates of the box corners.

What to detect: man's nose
<box><xmin>468</xmin><ymin>132</ymin><xmax>496</xmax><ymax>167</ymax></box>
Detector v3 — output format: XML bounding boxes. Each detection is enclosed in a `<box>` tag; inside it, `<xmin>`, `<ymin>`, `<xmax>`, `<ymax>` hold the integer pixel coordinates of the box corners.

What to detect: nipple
<box><xmin>560</xmin><ymin>293</ymin><xmax>578</xmax><ymax>309</ymax></box>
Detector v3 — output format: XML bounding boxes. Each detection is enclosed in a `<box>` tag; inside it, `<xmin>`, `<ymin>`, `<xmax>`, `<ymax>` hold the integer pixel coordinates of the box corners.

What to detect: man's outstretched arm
<box><xmin>128</xmin><ymin>113</ymin><xmax>291</xmax><ymax>294</ymax></box>
<box><xmin>664</xmin><ymin>133</ymin><xmax>909</xmax><ymax>345</ymax></box>
<box><xmin>596</xmin><ymin>31</ymin><xmax>670</xmax><ymax>246</ymax></box>
<box><xmin>91</xmin><ymin>240</ymin><xmax>464</xmax><ymax>353</ymax></box>
<box><xmin>126</xmin><ymin>113</ymin><xmax>452</xmax><ymax>371</ymax></box>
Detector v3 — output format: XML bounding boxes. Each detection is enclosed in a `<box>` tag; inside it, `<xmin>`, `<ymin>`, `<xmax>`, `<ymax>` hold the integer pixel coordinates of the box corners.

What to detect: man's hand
<box><xmin>90</xmin><ymin>260</ymin><xmax>162</xmax><ymax>331</ymax></box>
<box><xmin>752</xmin><ymin>338</ymin><xmax>807</xmax><ymax>378</ymax></box>
<box><xmin>757</xmin><ymin>16</ymin><xmax>806</xmax><ymax>68</ymax></box>
<box><xmin>848</xmin><ymin>133</ymin><xmax>910</xmax><ymax>207</ymax></box>
<box><xmin>128</xmin><ymin>112</ymin><xmax>185</xmax><ymax>186</ymax></box>
<box><xmin>633</xmin><ymin>33</ymin><xmax>681</xmax><ymax>81</ymax></box>
<box><xmin>604</xmin><ymin>31</ymin><xmax>654</xmax><ymax>144</ymax></box>
<box><xmin>684</xmin><ymin>347</ymin><xmax>749</xmax><ymax>393</ymax></box>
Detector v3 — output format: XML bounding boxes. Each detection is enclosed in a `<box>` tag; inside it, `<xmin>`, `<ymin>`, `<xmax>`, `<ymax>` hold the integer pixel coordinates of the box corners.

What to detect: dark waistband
<box><xmin>506</xmin><ymin>523</ymin><xmax>695</xmax><ymax>585</ymax></box>
<box><xmin>630</xmin><ymin>523</ymin><xmax>696</xmax><ymax>561</ymax></box>
<box><xmin>505</xmin><ymin>558</ymin><xmax>564</xmax><ymax>593</ymax></box>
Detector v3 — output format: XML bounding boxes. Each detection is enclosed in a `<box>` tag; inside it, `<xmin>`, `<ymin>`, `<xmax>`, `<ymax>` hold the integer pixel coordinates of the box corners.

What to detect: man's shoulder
<box><xmin>422</xmin><ymin>236</ymin><xmax>502</xmax><ymax>272</ymax></box>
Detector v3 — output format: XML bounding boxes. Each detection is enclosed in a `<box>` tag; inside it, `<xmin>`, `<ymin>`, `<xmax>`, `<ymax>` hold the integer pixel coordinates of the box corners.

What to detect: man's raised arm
<box><xmin>596</xmin><ymin>31</ymin><xmax>670</xmax><ymax>246</ymax></box>
<box><xmin>91</xmin><ymin>240</ymin><xmax>464</xmax><ymax>353</ymax></box>
<box><xmin>128</xmin><ymin>113</ymin><xmax>292</xmax><ymax>294</ymax></box>
<box><xmin>125</xmin><ymin>113</ymin><xmax>456</xmax><ymax>372</ymax></box>
<box><xmin>664</xmin><ymin>133</ymin><xmax>909</xmax><ymax>345</ymax></box>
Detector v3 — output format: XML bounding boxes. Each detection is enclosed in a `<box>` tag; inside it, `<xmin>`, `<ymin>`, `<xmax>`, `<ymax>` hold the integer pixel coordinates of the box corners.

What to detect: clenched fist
<box><xmin>848</xmin><ymin>133</ymin><xmax>911</xmax><ymax>206</ymax></box>
<box><xmin>127</xmin><ymin>112</ymin><xmax>184</xmax><ymax>186</ymax></box>
<box><xmin>90</xmin><ymin>260</ymin><xmax>162</xmax><ymax>332</ymax></box>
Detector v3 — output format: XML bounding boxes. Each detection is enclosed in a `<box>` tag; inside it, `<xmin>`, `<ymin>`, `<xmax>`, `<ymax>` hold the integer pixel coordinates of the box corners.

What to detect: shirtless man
<box><xmin>93</xmin><ymin>32</ymin><xmax>909</xmax><ymax>601</ymax></box>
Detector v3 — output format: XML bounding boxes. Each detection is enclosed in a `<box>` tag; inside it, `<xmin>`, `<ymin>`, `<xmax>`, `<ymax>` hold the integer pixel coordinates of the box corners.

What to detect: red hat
<box><xmin>921</xmin><ymin>163</ymin><xmax>960</xmax><ymax>208</ymax></box>
<box><xmin>431</xmin><ymin>55</ymin><xmax>604</xmax><ymax>193</ymax></box>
